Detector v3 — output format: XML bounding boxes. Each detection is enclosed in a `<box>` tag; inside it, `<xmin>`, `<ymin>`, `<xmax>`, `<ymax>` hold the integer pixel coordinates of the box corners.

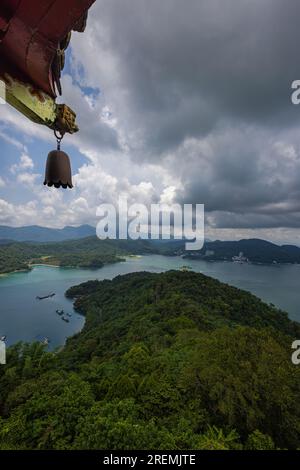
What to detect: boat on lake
<box><xmin>36</xmin><ymin>293</ymin><xmax>55</xmax><ymax>300</ymax></box>
<box><xmin>62</xmin><ymin>316</ymin><xmax>69</xmax><ymax>323</ymax></box>
<box><xmin>56</xmin><ymin>309</ymin><xmax>64</xmax><ymax>316</ymax></box>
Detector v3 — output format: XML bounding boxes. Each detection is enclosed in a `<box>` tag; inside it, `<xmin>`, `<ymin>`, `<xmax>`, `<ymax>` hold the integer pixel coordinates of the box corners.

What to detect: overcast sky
<box><xmin>1</xmin><ymin>0</ymin><xmax>300</xmax><ymax>244</ymax></box>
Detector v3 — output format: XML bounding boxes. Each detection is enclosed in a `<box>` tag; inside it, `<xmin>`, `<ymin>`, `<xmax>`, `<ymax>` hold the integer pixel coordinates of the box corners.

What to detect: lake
<box><xmin>0</xmin><ymin>255</ymin><xmax>300</xmax><ymax>349</ymax></box>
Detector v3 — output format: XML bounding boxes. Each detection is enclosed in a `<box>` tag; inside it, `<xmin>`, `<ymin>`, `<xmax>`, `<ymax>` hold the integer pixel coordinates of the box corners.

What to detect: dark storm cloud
<box><xmin>87</xmin><ymin>0</ymin><xmax>300</xmax><ymax>150</ymax></box>
<box><xmin>73</xmin><ymin>0</ymin><xmax>300</xmax><ymax>229</ymax></box>
<box><xmin>209</xmin><ymin>211</ymin><xmax>300</xmax><ymax>230</ymax></box>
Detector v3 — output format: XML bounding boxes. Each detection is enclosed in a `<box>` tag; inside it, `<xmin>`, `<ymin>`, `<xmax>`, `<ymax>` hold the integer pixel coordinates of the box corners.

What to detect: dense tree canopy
<box><xmin>0</xmin><ymin>238</ymin><xmax>182</xmax><ymax>274</ymax></box>
<box><xmin>0</xmin><ymin>271</ymin><xmax>299</xmax><ymax>450</ymax></box>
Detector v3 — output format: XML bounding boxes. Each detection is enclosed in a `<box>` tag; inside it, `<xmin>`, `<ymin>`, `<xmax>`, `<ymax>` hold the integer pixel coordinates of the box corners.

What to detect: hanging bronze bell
<box><xmin>44</xmin><ymin>131</ymin><xmax>73</xmax><ymax>189</ymax></box>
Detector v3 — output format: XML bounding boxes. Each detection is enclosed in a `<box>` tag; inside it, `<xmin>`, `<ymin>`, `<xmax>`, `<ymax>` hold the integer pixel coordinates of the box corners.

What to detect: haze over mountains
<box><xmin>0</xmin><ymin>225</ymin><xmax>95</xmax><ymax>243</ymax></box>
<box><xmin>1</xmin><ymin>225</ymin><xmax>300</xmax><ymax>264</ymax></box>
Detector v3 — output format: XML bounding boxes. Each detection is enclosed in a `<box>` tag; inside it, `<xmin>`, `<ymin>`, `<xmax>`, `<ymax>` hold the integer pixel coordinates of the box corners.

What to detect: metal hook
<box><xmin>54</xmin><ymin>129</ymin><xmax>64</xmax><ymax>150</ymax></box>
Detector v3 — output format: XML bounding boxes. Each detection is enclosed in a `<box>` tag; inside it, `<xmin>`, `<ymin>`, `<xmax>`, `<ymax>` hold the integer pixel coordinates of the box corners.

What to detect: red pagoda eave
<box><xmin>0</xmin><ymin>0</ymin><xmax>95</xmax><ymax>98</ymax></box>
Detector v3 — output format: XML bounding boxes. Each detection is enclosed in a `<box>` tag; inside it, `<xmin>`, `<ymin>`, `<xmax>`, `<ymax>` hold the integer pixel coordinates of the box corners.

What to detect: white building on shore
<box><xmin>232</xmin><ymin>252</ymin><xmax>249</xmax><ymax>263</ymax></box>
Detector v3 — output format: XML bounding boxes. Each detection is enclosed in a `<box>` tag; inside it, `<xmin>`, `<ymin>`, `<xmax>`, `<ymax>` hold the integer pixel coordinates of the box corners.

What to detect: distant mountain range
<box><xmin>0</xmin><ymin>225</ymin><xmax>95</xmax><ymax>242</ymax></box>
<box><xmin>1</xmin><ymin>226</ymin><xmax>300</xmax><ymax>264</ymax></box>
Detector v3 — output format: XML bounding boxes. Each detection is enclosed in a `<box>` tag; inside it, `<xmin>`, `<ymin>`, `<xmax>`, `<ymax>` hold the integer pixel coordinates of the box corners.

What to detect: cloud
<box><xmin>1</xmin><ymin>0</ymin><xmax>300</xmax><ymax>240</ymax></box>
<box><xmin>0</xmin><ymin>129</ymin><xmax>26</xmax><ymax>151</ymax></box>
<box><xmin>57</xmin><ymin>75</ymin><xmax>121</xmax><ymax>155</ymax></box>
<box><xmin>61</xmin><ymin>0</ymin><xmax>300</xmax><ymax>235</ymax></box>
<box><xmin>11</xmin><ymin>154</ymin><xmax>34</xmax><ymax>173</ymax></box>
<box><xmin>0</xmin><ymin>199</ymin><xmax>37</xmax><ymax>225</ymax></box>
<box><xmin>0</xmin><ymin>105</ymin><xmax>51</xmax><ymax>143</ymax></box>
<box><xmin>16</xmin><ymin>172</ymin><xmax>40</xmax><ymax>188</ymax></box>
<box><xmin>70</xmin><ymin>0</ymin><xmax>300</xmax><ymax>156</ymax></box>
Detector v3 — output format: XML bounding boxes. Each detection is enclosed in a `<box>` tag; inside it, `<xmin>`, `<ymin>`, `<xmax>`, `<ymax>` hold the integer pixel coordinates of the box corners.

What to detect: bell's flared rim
<box><xmin>43</xmin><ymin>180</ymin><xmax>73</xmax><ymax>189</ymax></box>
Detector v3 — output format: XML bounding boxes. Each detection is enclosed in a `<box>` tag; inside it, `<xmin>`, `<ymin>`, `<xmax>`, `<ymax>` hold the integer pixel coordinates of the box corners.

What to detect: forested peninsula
<box><xmin>0</xmin><ymin>271</ymin><xmax>299</xmax><ymax>450</ymax></box>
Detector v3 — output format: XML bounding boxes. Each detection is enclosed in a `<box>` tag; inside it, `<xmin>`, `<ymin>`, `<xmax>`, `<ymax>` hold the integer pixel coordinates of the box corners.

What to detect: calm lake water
<box><xmin>1</xmin><ymin>255</ymin><xmax>300</xmax><ymax>349</ymax></box>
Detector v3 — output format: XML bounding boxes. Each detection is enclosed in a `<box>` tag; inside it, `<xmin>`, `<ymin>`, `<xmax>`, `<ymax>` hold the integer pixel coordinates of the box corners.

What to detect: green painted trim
<box><xmin>4</xmin><ymin>74</ymin><xmax>57</xmax><ymax>127</ymax></box>
<box><xmin>2</xmin><ymin>74</ymin><xmax>79</xmax><ymax>134</ymax></box>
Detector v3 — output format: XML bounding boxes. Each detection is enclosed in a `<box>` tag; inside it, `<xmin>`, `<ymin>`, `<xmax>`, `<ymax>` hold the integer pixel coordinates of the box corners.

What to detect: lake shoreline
<box><xmin>2</xmin><ymin>255</ymin><xmax>300</xmax><ymax>278</ymax></box>
<box><xmin>1</xmin><ymin>255</ymin><xmax>300</xmax><ymax>348</ymax></box>
<box><xmin>0</xmin><ymin>259</ymin><xmax>124</xmax><ymax>276</ymax></box>
<box><xmin>0</xmin><ymin>268</ymin><xmax>31</xmax><ymax>277</ymax></box>
<box><xmin>29</xmin><ymin>263</ymin><xmax>60</xmax><ymax>268</ymax></box>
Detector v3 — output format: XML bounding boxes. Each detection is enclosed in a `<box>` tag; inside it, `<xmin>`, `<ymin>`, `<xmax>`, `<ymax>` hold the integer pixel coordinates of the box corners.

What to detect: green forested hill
<box><xmin>2</xmin><ymin>236</ymin><xmax>300</xmax><ymax>275</ymax></box>
<box><xmin>0</xmin><ymin>237</ymin><xmax>182</xmax><ymax>274</ymax></box>
<box><xmin>0</xmin><ymin>271</ymin><xmax>299</xmax><ymax>450</ymax></box>
<box><xmin>184</xmin><ymin>238</ymin><xmax>300</xmax><ymax>264</ymax></box>
<box><xmin>0</xmin><ymin>238</ymin><xmax>124</xmax><ymax>274</ymax></box>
